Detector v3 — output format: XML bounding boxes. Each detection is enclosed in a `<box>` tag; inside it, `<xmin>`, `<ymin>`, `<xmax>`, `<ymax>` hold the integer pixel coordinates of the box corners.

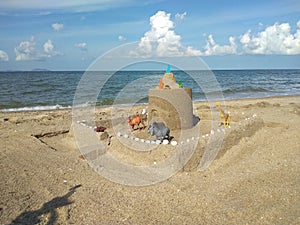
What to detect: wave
<box><xmin>0</xmin><ymin>104</ymin><xmax>72</xmax><ymax>112</ymax></box>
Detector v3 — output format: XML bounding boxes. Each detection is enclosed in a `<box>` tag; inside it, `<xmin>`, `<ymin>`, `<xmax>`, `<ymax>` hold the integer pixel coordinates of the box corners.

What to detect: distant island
<box><xmin>32</xmin><ymin>68</ymin><xmax>51</xmax><ymax>71</ymax></box>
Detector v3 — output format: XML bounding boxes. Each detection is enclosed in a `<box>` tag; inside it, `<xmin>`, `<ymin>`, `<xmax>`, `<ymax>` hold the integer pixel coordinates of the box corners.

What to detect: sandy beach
<box><xmin>1</xmin><ymin>95</ymin><xmax>299</xmax><ymax>224</ymax></box>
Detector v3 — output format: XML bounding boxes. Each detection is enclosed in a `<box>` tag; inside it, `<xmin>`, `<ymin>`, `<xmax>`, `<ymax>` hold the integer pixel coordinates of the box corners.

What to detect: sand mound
<box><xmin>183</xmin><ymin>116</ymin><xmax>264</xmax><ymax>172</ymax></box>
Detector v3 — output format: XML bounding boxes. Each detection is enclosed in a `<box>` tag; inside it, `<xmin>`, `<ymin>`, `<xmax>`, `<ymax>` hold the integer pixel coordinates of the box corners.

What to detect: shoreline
<box><xmin>1</xmin><ymin>94</ymin><xmax>300</xmax><ymax>114</ymax></box>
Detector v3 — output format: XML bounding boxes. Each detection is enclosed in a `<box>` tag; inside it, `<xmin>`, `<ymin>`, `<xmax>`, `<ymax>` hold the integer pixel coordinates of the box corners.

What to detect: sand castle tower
<box><xmin>148</xmin><ymin>65</ymin><xmax>193</xmax><ymax>130</ymax></box>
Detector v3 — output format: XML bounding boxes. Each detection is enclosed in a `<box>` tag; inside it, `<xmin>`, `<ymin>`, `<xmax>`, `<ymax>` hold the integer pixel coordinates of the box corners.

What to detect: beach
<box><xmin>1</xmin><ymin>95</ymin><xmax>299</xmax><ymax>224</ymax></box>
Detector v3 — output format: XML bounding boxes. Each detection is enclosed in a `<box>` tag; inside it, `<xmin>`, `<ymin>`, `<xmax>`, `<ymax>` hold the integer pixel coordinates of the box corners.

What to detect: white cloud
<box><xmin>74</xmin><ymin>42</ymin><xmax>88</xmax><ymax>60</ymax></box>
<box><xmin>43</xmin><ymin>39</ymin><xmax>61</xmax><ymax>57</ymax></box>
<box><xmin>175</xmin><ymin>12</ymin><xmax>187</xmax><ymax>21</ymax></box>
<box><xmin>0</xmin><ymin>50</ymin><xmax>9</xmax><ymax>61</ymax></box>
<box><xmin>74</xmin><ymin>42</ymin><xmax>87</xmax><ymax>51</ymax></box>
<box><xmin>15</xmin><ymin>37</ymin><xmax>61</xmax><ymax>61</ymax></box>
<box><xmin>240</xmin><ymin>21</ymin><xmax>300</xmax><ymax>55</ymax></box>
<box><xmin>118</xmin><ymin>35</ymin><xmax>126</xmax><ymax>41</ymax></box>
<box><xmin>200</xmin><ymin>35</ymin><xmax>238</xmax><ymax>56</ymax></box>
<box><xmin>52</xmin><ymin>23</ymin><xmax>64</xmax><ymax>31</ymax></box>
<box><xmin>131</xmin><ymin>11</ymin><xmax>200</xmax><ymax>57</ymax></box>
<box><xmin>15</xmin><ymin>37</ymin><xmax>38</xmax><ymax>61</ymax></box>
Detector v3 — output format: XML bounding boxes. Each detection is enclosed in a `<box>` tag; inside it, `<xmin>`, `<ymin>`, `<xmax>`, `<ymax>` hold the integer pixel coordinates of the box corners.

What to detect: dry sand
<box><xmin>1</xmin><ymin>96</ymin><xmax>299</xmax><ymax>224</ymax></box>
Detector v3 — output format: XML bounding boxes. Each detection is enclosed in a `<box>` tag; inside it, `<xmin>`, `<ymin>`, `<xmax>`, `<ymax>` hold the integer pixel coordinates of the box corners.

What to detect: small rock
<box><xmin>99</xmin><ymin>131</ymin><xmax>109</xmax><ymax>140</ymax></box>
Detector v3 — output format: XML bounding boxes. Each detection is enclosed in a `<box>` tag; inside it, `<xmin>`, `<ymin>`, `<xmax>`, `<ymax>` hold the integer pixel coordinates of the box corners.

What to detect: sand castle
<box><xmin>148</xmin><ymin>65</ymin><xmax>193</xmax><ymax>130</ymax></box>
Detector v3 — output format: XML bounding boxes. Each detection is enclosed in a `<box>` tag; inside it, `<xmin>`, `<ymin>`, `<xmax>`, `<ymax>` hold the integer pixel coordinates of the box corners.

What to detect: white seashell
<box><xmin>141</xmin><ymin>108</ymin><xmax>147</xmax><ymax>115</ymax></box>
<box><xmin>140</xmin><ymin>139</ymin><xmax>145</xmax><ymax>143</ymax></box>
<box><xmin>180</xmin><ymin>141</ymin><xmax>184</xmax><ymax>145</ymax></box>
<box><xmin>146</xmin><ymin>140</ymin><xmax>151</xmax><ymax>144</ymax></box>
<box><xmin>171</xmin><ymin>140</ymin><xmax>177</xmax><ymax>146</ymax></box>
<box><xmin>117</xmin><ymin>132</ymin><xmax>121</xmax><ymax>137</ymax></box>
<box><xmin>162</xmin><ymin>139</ymin><xmax>169</xmax><ymax>145</ymax></box>
<box><xmin>205</xmin><ymin>134</ymin><xmax>209</xmax><ymax>137</ymax></box>
<box><xmin>186</xmin><ymin>139</ymin><xmax>190</xmax><ymax>143</ymax></box>
<box><xmin>151</xmin><ymin>140</ymin><xmax>156</xmax><ymax>144</ymax></box>
<box><xmin>202</xmin><ymin>135</ymin><xmax>205</xmax><ymax>138</ymax></box>
<box><xmin>211</xmin><ymin>130</ymin><xmax>214</xmax><ymax>135</ymax></box>
<box><xmin>124</xmin><ymin>134</ymin><xmax>129</xmax><ymax>138</ymax></box>
<box><xmin>253</xmin><ymin>114</ymin><xmax>257</xmax><ymax>117</ymax></box>
<box><xmin>153</xmin><ymin>161</ymin><xmax>157</xmax><ymax>165</ymax></box>
<box><xmin>228</xmin><ymin>126</ymin><xmax>231</xmax><ymax>129</ymax></box>
<box><xmin>156</xmin><ymin>140</ymin><xmax>161</xmax><ymax>145</ymax></box>
<box><xmin>191</xmin><ymin>137</ymin><xmax>195</xmax><ymax>140</ymax></box>
<box><xmin>217</xmin><ymin>129</ymin><xmax>221</xmax><ymax>132</ymax></box>
<box><xmin>134</xmin><ymin>137</ymin><xmax>139</xmax><ymax>141</ymax></box>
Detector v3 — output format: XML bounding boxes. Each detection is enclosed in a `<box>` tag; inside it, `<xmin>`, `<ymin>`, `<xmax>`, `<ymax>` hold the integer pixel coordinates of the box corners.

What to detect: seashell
<box><xmin>156</xmin><ymin>140</ymin><xmax>161</xmax><ymax>145</ymax></box>
<box><xmin>117</xmin><ymin>132</ymin><xmax>121</xmax><ymax>137</ymax></box>
<box><xmin>124</xmin><ymin>134</ymin><xmax>129</xmax><ymax>138</ymax></box>
<box><xmin>140</xmin><ymin>139</ymin><xmax>145</xmax><ymax>143</ymax></box>
<box><xmin>146</xmin><ymin>140</ymin><xmax>151</xmax><ymax>144</ymax></box>
<box><xmin>211</xmin><ymin>130</ymin><xmax>214</xmax><ymax>135</ymax></box>
<box><xmin>134</xmin><ymin>137</ymin><xmax>139</xmax><ymax>141</ymax></box>
<box><xmin>162</xmin><ymin>139</ymin><xmax>169</xmax><ymax>145</ymax></box>
<box><xmin>171</xmin><ymin>140</ymin><xmax>177</xmax><ymax>146</ymax></box>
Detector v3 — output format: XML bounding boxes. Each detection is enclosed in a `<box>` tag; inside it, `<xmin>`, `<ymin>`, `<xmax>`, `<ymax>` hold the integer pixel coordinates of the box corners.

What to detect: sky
<box><xmin>0</xmin><ymin>0</ymin><xmax>300</xmax><ymax>71</ymax></box>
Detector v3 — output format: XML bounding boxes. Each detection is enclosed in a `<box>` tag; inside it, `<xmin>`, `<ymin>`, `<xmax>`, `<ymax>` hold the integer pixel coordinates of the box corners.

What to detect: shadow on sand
<box><xmin>10</xmin><ymin>184</ymin><xmax>81</xmax><ymax>225</ymax></box>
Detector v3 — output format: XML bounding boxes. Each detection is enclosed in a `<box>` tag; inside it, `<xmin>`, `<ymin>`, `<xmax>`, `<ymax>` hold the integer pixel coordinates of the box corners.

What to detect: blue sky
<box><xmin>0</xmin><ymin>0</ymin><xmax>299</xmax><ymax>71</ymax></box>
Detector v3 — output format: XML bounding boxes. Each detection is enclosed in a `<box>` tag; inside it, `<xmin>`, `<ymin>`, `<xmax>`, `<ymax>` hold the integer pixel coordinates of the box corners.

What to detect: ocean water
<box><xmin>0</xmin><ymin>70</ymin><xmax>299</xmax><ymax>112</ymax></box>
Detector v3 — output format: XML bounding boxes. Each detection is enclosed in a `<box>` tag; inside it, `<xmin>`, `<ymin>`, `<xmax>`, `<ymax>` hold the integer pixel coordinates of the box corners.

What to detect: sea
<box><xmin>0</xmin><ymin>70</ymin><xmax>299</xmax><ymax>112</ymax></box>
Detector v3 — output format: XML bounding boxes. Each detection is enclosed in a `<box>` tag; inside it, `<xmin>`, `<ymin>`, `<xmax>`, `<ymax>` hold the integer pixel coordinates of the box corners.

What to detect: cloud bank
<box><xmin>131</xmin><ymin>11</ymin><xmax>300</xmax><ymax>58</ymax></box>
<box><xmin>240</xmin><ymin>21</ymin><xmax>300</xmax><ymax>55</ymax></box>
<box><xmin>14</xmin><ymin>37</ymin><xmax>62</xmax><ymax>61</ymax></box>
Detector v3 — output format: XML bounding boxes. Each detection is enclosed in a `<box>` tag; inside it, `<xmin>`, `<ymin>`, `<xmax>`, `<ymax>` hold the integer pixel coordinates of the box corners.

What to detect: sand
<box><xmin>1</xmin><ymin>96</ymin><xmax>299</xmax><ymax>224</ymax></box>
